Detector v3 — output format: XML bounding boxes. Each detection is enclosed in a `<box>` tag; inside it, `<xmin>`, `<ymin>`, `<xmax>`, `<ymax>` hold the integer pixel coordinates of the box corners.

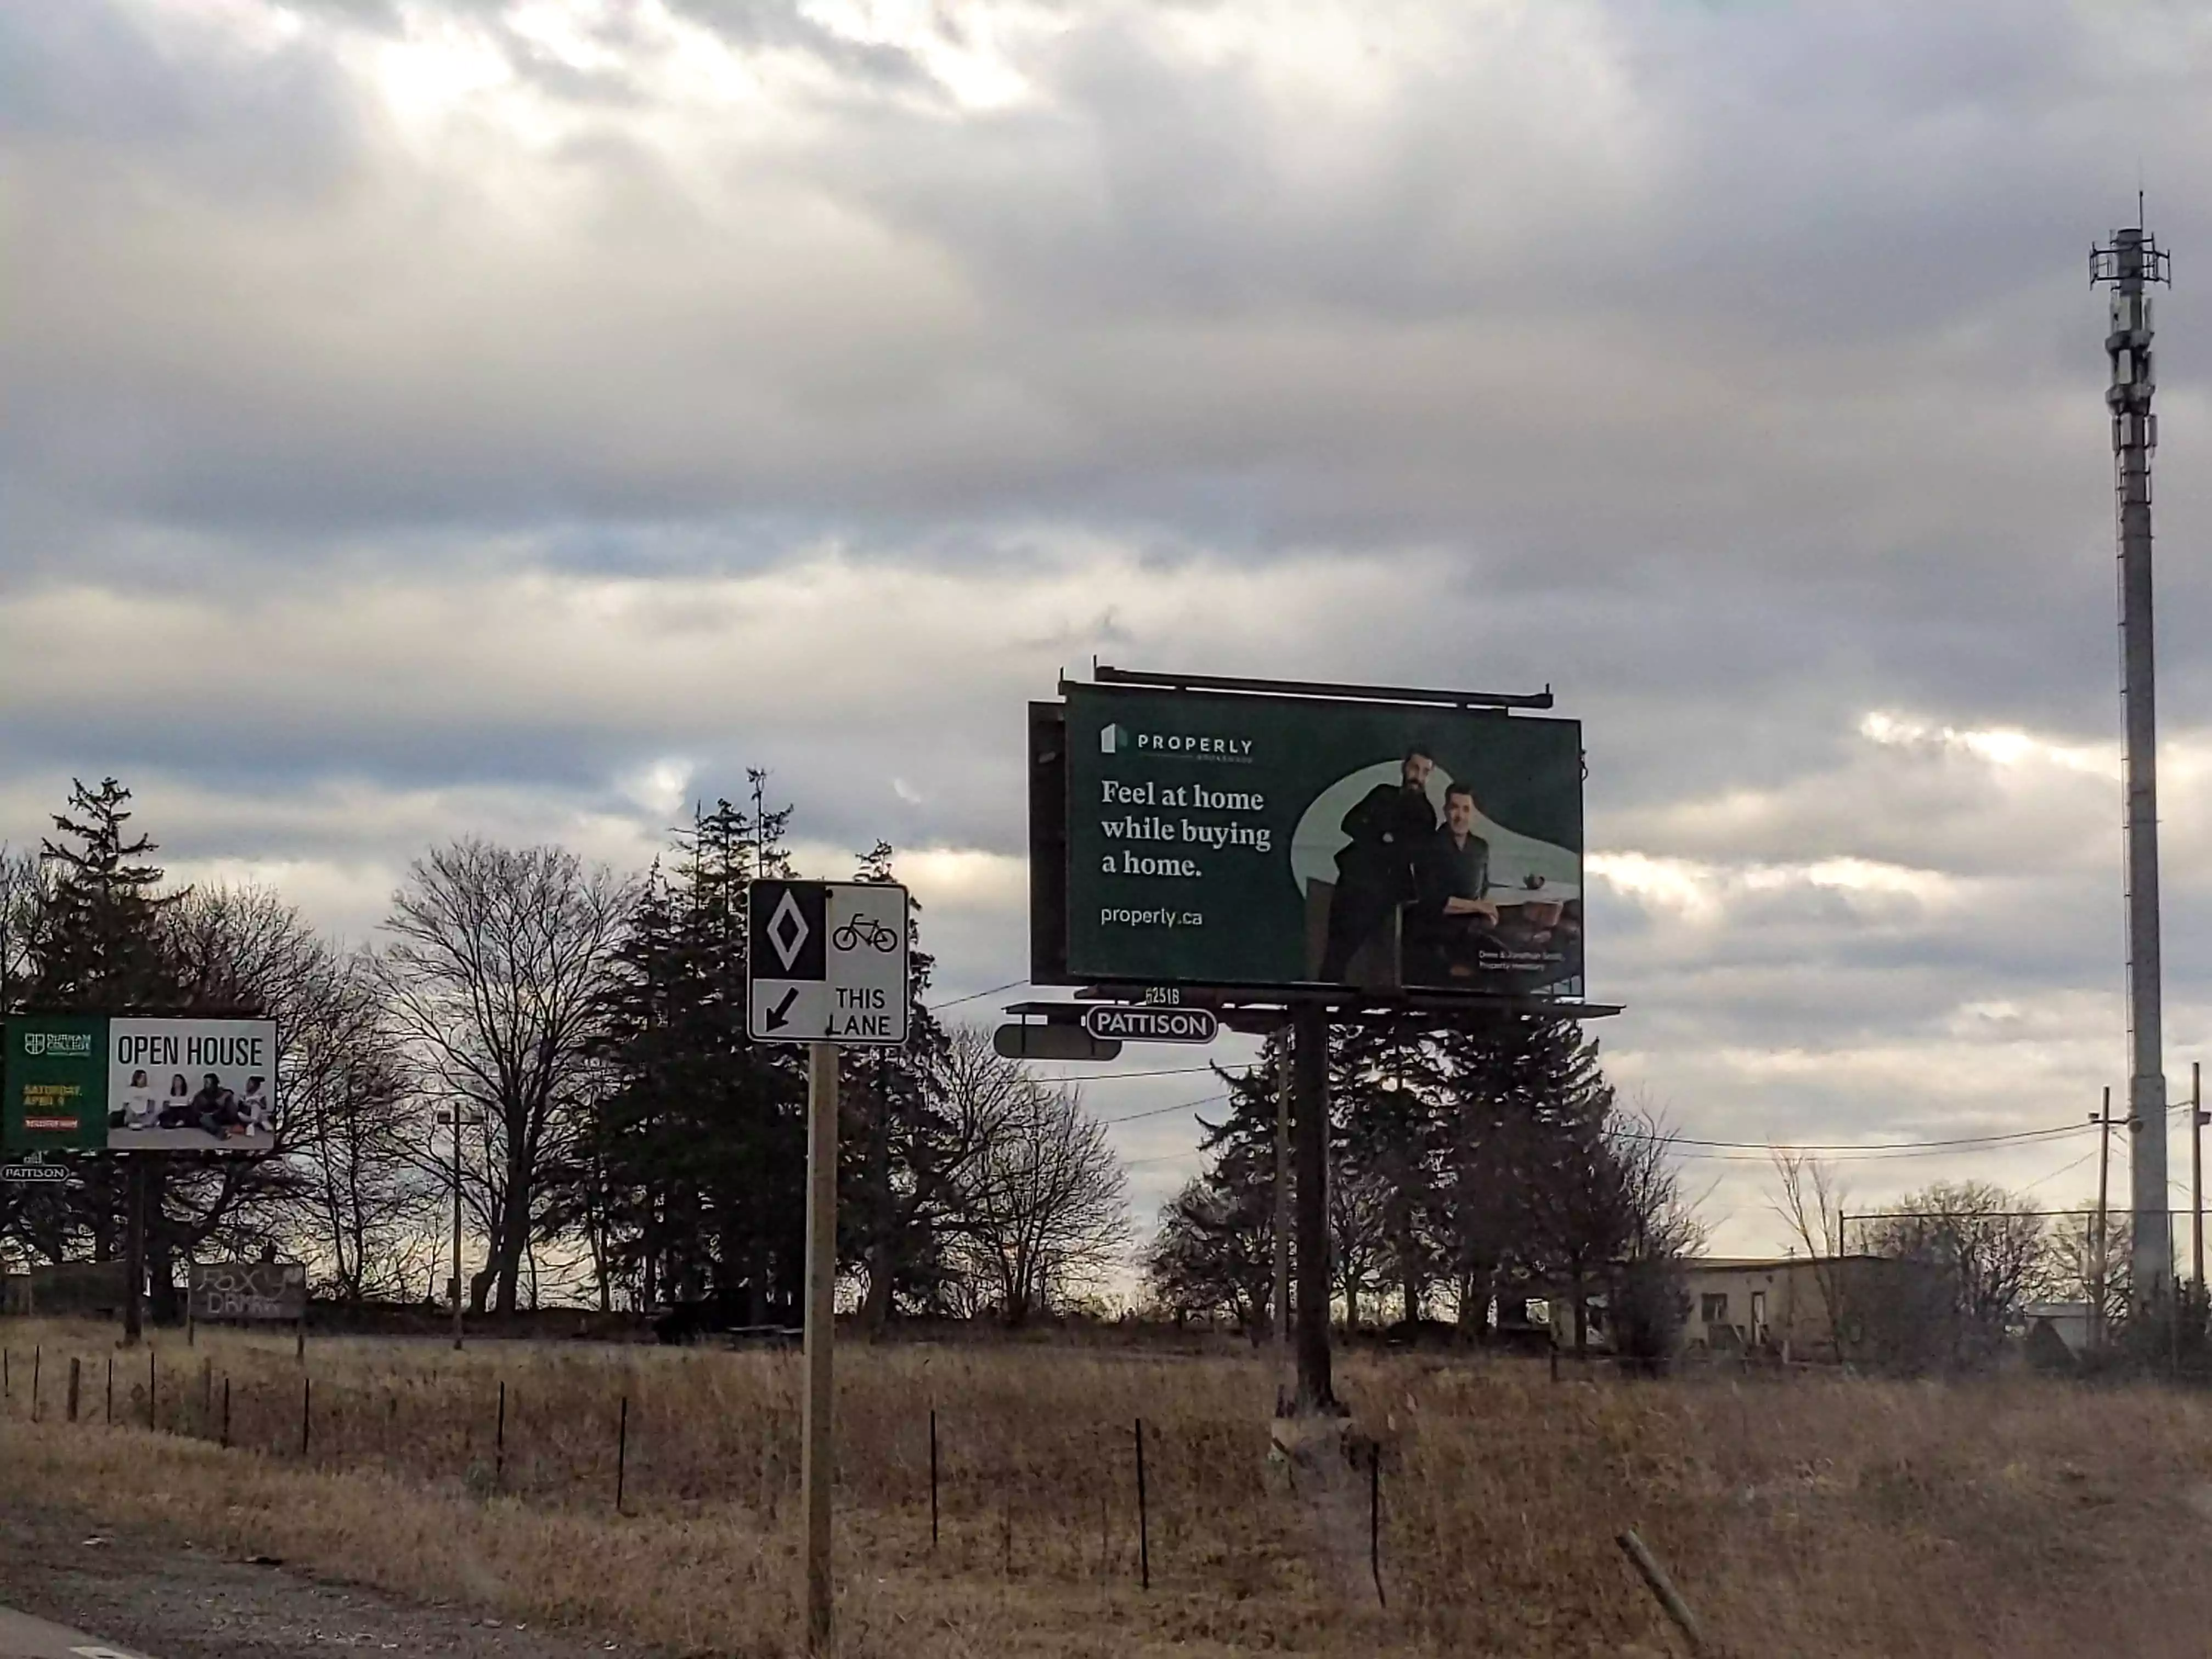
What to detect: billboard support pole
<box><xmin>1291</xmin><ymin>1005</ymin><xmax>1335</xmax><ymax>1413</ymax></box>
<box><xmin>802</xmin><ymin>1039</ymin><xmax>839</xmax><ymax>1655</ymax></box>
<box><xmin>1272</xmin><ymin>1032</ymin><xmax>1292</xmax><ymax>1395</ymax></box>
<box><xmin>122</xmin><ymin>1158</ymin><xmax>146</xmax><ymax>1348</ymax></box>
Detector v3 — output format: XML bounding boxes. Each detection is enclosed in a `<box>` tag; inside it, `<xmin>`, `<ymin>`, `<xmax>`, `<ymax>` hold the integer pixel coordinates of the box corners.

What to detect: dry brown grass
<box><xmin>2</xmin><ymin>1320</ymin><xmax>2210</xmax><ymax>1656</ymax></box>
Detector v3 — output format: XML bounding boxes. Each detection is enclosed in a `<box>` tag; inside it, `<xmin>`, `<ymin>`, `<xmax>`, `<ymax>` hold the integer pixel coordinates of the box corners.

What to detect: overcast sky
<box><xmin>7</xmin><ymin>0</ymin><xmax>2212</xmax><ymax>1260</ymax></box>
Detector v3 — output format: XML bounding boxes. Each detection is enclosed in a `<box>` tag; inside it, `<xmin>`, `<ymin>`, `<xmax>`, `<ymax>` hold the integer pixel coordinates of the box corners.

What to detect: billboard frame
<box><xmin>1029</xmin><ymin>665</ymin><xmax>1616</xmax><ymax>1017</ymax></box>
<box><xmin>2</xmin><ymin>1007</ymin><xmax>281</xmax><ymax>1349</ymax></box>
<box><xmin>1027</xmin><ymin>664</ymin><xmax>1618</xmax><ymax>1426</ymax></box>
<box><xmin>3</xmin><ymin>1011</ymin><xmax>282</xmax><ymax>1157</ymax></box>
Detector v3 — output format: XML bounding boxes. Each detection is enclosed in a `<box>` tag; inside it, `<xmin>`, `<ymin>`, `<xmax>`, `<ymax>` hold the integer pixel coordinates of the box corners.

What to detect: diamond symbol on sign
<box><xmin>767</xmin><ymin>890</ymin><xmax>810</xmax><ymax>973</ymax></box>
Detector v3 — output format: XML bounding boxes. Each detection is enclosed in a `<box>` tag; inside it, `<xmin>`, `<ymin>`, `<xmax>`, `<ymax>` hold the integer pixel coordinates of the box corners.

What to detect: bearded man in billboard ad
<box><xmin>1407</xmin><ymin>781</ymin><xmax>1503</xmax><ymax>983</ymax></box>
<box><xmin>1318</xmin><ymin>746</ymin><xmax>1439</xmax><ymax>983</ymax></box>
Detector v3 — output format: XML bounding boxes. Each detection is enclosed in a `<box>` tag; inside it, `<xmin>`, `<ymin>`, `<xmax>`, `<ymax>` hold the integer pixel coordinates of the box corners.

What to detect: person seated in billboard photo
<box><xmin>1318</xmin><ymin>746</ymin><xmax>1438</xmax><ymax>982</ymax></box>
<box><xmin>110</xmin><ymin>1068</ymin><xmax>161</xmax><ymax>1131</ymax></box>
<box><xmin>189</xmin><ymin>1071</ymin><xmax>244</xmax><ymax>1139</ymax></box>
<box><xmin>155</xmin><ymin>1072</ymin><xmax>196</xmax><ymax>1128</ymax></box>
<box><xmin>1406</xmin><ymin>782</ymin><xmax>1505</xmax><ymax>983</ymax></box>
<box><xmin>240</xmin><ymin>1075</ymin><xmax>272</xmax><ymax>1135</ymax></box>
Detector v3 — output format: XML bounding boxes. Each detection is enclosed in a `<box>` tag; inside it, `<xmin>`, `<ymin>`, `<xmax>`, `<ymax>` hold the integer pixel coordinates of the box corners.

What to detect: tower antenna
<box><xmin>2091</xmin><ymin>212</ymin><xmax>2175</xmax><ymax>1328</ymax></box>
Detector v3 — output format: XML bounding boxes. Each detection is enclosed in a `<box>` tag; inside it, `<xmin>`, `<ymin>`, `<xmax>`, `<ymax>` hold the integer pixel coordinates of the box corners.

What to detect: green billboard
<box><xmin>1032</xmin><ymin>682</ymin><xmax>1584</xmax><ymax>997</ymax></box>
<box><xmin>4</xmin><ymin>1014</ymin><xmax>109</xmax><ymax>1153</ymax></box>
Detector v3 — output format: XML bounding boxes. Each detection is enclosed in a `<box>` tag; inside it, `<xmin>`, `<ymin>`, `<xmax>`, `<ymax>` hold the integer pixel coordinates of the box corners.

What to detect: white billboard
<box><xmin>108</xmin><ymin>1018</ymin><xmax>278</xmax><ymax>1153</ymax></box>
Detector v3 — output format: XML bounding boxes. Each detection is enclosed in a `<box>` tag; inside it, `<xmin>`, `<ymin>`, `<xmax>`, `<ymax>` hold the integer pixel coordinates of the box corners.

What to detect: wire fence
<box><xmin>0</xmin><ymin>1335</ymin><xmax>1380</xmax><ymax>1595</ymax></box>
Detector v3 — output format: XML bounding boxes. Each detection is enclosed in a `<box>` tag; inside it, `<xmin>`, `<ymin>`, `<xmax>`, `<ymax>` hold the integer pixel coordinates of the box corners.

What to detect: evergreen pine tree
<box><xmin>582</xmin><ymin>796</ymin><xmax>807</xmax><ymax>1319</ymax></box>
<box><xmin>1144</xmin><ymin>1031</ymin><xmax>1285</xmax><ymax>1330</ymax></box>
<box><xmin>839</xmin><ymin>840</ymin><xmax>956</xmax><ymax>1328</ymax></box>
<box><xmin>28</xmin><ymin>778</ymin><xmax>184</xmax><ymax>1008</ymax></box>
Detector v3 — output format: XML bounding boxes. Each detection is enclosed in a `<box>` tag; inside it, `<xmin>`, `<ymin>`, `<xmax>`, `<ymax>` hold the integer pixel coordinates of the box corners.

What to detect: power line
<box><xmin>924</xmin><ymin>978</ymin><xmax>1026</xmax><ymax>1013</ymax></box>
<box><xmin>1653</xmin><ymin>1123</ymin><xmax>2095</xmax><ymax>1158</ymax></box>
<box><xmin>1043</xmin><ymin>1065</ymin><xmax>1219</xmax><ymax>1083</ymax></box>
<box><xmin>2017</xmin><ymin>1147</ymin><xmax>2100</xmax><ymax>1197</ymax></box>
<box><xmin>1674</xmin><ymin>1131</ymin><xmax>2088</xmax><ymax>1166</ymax></box>
<box><xmin>1097</xmin><ymin>1092</ymin><xmax>1230</xmax><ymax>1127</ymax></box>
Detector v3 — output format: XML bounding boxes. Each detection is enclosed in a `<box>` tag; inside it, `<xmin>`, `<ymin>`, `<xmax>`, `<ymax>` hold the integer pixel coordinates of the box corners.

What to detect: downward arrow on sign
<box><xmin>765</xmin><ymin>988</ymin><xmax>799</xmax><ymax>1031</ymax></box>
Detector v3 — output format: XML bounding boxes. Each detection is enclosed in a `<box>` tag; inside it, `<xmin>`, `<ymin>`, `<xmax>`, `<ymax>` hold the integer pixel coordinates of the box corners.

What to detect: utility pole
<box><xmin>2091</xmin><ymin>1086</ymin><xmax>2120</xmax><ymax>1348</ymax></box>
<box><xmin>1271</xmin><ymin>1031</ymin><xmax>1292</xmax><ymax>1391</ymax></box>
<box><xmin>2092</xmin><ymin>212</ymin><xmax>2175</xmax><ymax>1324</ymax></box>
<box><xmin>2193</xmin><ymin>1059</ymin><xmax>2205</xmax><ymax>1290</ymax></box>
<box><xmin>438</xmin><ymin>1107</ymin><xmax>478</xmax><ymax>1350</ymax></box>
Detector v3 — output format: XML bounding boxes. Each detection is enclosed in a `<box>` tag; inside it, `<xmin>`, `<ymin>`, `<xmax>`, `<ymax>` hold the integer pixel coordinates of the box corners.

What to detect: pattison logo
<box><xmin>22</xmin><ymin>1031</ymin><xmax>91</xmax><ymax>1058</ymax></box>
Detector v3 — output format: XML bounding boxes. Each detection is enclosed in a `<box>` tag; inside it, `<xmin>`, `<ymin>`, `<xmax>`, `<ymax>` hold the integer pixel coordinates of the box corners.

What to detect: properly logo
<box><xmin>1096</xmin><ymin>721</ymin><xmax>1252</xmax><ymax>760</ymax></box>
<box><xmin>21</xmin><ymin>1031</ymin><xmax>91</xmax><ymax>1058</ymax></box>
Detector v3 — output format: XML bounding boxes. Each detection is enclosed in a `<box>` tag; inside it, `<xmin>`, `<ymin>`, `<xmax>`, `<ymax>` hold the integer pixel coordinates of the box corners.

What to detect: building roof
<box><xmin>1683</xmin><ymin>1255</ymin><xmax>1891</xmax><ymax>1272</ymax></box>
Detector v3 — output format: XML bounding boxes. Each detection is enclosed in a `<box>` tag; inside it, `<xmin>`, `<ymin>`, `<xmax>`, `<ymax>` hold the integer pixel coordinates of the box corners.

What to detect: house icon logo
<box><xmin>1100</xmin><ymin>723</ymin><xmax>1130</xmax><ymax>755</ymax></box>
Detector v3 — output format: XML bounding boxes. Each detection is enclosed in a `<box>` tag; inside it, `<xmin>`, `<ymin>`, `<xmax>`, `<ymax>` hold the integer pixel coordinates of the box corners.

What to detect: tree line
<box><xmin>1146</xmin><ymin>1015</ymin><xmax>1703</xmax><ymax>1353</ymax></box>
<box><xmin>0</xmin><ymin>779</ymin><xmax>1128</xmax><ymax>1327</ymax></box>
<box><xmin>1772</xmin><ymin>1154</ymin><xmax>2202</xmax><ymax>1368</ymax></box>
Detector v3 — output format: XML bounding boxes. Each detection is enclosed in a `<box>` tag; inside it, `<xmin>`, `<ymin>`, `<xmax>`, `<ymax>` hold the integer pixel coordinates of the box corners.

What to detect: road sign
<box><xmin>995</xmin><ymin>1023</ymin><xmax>1123</xmax><ymax>1063</ymax></box>
<box><xmin>748</xmin><ymin>881</ymin><xmax>911</xmax><ymax>1045</ymax></box>
<box><xmin>0</xmin><ymin>1163</ymin><xmax>74</xmax><ymax>1184</ymax></box>
<box><xmin>1082</xmin><ymin>1004</ymin><xmax>1220</xmax><ymax>1044</ymax></box>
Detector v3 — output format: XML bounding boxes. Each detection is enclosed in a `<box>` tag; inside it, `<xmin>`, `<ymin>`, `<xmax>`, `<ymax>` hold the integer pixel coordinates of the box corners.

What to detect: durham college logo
<box><xmin>22</xmin><ymin>1031</ymin><xmax>91</xmax><ymax>1058</ymax></box>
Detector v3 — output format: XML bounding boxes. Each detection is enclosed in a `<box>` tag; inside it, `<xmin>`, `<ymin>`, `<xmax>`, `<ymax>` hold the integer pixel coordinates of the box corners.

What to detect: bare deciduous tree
<box><xmin>1330</xmin><ymin>1162</ymin><xmax>1391</xmax><ymax>1332</ymax></box>
<box><xmin>381</xmin><ymin>840</ymin><xmax>630</xmax><ymax>1316</ymax></box>
<box><xmin>1770</xmin><ymin>1150</ymin><xmax>1858</xmax><ymax>1359</ymax></box>
<box><xmin>867</xmin><ymin>1025</ymin><xmax>1031</xmax><ymax>1319</ymax></box>
<box><xmin>146</xmin><ymin>884</ymin><xmax>348</xmax><ymax>1318</ymax></box>
<box><xmin>2036</xmin><ymin>1205</ymin><xmax>2131</xmax><ymax>1335</ymax></box>
<box><xmin>1864</xmin><ymin>1181</ymin><xmax>2045</xmax><ymax>1362</ymax></box>
<box><xmin>282</xmin><ymin>945</ymin><xmax>434</xmax><ymax>1301</ymax></box>
<box><xmin>946</xmin><ymin>1080</ymin><xmax>1129</xmax><ymax>1324</ymax></box>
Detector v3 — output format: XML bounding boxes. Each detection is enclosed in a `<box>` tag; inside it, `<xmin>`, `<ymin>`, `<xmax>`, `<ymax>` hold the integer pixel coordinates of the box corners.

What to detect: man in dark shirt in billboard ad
<box><xmin>1318</xmin><ymin>747</ymin><xmax>1440</xmax><ymax>983</ymax></box>
<box><xmin>1408</xmin><ymin>782</ymin><xmax>1503</xmax><ymax>984</ymax></box>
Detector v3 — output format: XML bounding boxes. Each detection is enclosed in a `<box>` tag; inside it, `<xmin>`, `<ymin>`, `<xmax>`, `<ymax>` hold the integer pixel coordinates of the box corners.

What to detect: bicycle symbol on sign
<box><xmin>832</xmin><ymin>914</ymin><xmax>901</xmax><ymax>953</ymax></box>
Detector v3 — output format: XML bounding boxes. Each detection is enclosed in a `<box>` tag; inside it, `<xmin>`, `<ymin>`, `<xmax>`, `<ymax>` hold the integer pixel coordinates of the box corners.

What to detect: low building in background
<box><xmin>2019</xmin><ymin>1300</ymin><xmax>2093</xmax><ymax>1358</ymax></box>
<box><xmin>0</xmin><ymin>1260</ymin><xmax>130</xmax><ymax>1319</ymax></box>
<box><xmin>1680</xmin><ymin>1255</ymin><xmax>1942</xmax><ymax>1363</ymax></box>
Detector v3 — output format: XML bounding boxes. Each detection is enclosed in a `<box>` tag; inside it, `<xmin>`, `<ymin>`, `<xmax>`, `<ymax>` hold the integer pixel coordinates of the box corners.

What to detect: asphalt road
<box><xmin>0</xmin><ymin>1604</ymin><xmax>149</xmax><ymax>1659</ymax></box>
<box><xmin>0</xmin><ymin>1505</ymin><xmax>616</xmax><ymax>1659</ymax></box>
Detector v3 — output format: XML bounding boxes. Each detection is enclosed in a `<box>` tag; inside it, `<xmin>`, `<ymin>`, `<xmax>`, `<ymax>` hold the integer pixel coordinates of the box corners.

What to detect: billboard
<box><xmin>189</xmin><ymin>1259</ymin><xmax>308</xmax><ymax>1322</ymax></box>
<box><xmin>1032</xmin><ymin>682</ymin><xmax>1583</xmax><ymax>998</ymax></box>
<box><xmin>4</xmin><ymin>1015</ymin><xmax>279</xmax><ymax>1153</ymax></box>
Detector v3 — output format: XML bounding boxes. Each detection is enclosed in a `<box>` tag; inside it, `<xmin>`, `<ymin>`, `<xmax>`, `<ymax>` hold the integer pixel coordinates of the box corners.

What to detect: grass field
<box><xmin>0</xmin><ymin>1320</ymin><xmax>2207</xmax><ymax>1656</ymax></box>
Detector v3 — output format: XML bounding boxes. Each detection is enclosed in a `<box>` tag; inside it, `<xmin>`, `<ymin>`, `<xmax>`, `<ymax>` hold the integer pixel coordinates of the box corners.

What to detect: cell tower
<box><xmin>2091</xmin><ymin>208</ymin><xmax>2173</xmax><ymax>1316</ymax></box>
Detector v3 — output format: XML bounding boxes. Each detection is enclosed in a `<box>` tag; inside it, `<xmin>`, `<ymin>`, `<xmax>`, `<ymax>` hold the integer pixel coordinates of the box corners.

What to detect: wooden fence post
<box><xmin>1617</xmin><ymin>1529</ymin><xmax>1707</xmax><ymax>1655</ymax></box>
<box><xmin>1134</xmin><ymin>1418</ymin><xmax>1149</xmax><ymax>1591</ymax></box>
<box><xmin>615</xmin><ymin>1396</ymin><xmax>629</xmax><ymax>1515</ymax></box>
